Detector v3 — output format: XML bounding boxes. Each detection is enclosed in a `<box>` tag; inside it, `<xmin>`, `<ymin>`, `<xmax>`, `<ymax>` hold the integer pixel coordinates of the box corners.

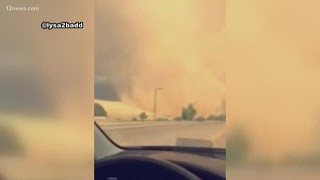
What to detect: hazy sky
<box><xmin>95</xmin><ymin>0</ymin><xmax>226</xmax><ymax>116</ymax></box>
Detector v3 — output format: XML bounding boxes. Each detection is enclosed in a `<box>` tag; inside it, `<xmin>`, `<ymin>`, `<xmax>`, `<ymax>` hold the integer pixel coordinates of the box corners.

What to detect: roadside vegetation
<box><xmin>181</xmin><ymin>104</ymin><xmax>197</xmax><ymax>120</ymax></box>
<box><xmin>195</xmin><ymin>116</ymin><xmax>206</xmax><ymax>122</ymax></box>
<box><xmin>139</xmin><ymin>112</ymin><xmax>148</xmax><ymax>121</ymax></box>
<box><xmin>181</xmin><ymin>103</ymin><xmax>226</xmax><ymax>122</ymax></box>
<box><xmin>173</xmin><ymin>116</ymin><xmax>182</xmax><ymax>121</ymax></box>
<box><xmin>207</xmin><ymin>114</ymin><xmax>226</xmax><ymax>121</ymax></box>
<box><xmin>94</xmin><ymin>103</ymin><xmax>108</xmax><ymax>117</ymax></box>
<box><xmin>131</xmin><ymin>104</ymin><xmax>226</xmax><ymax>122</ymax></box>
<box><xmin>156</xmin><ymin>117</ymin><xmax>170</xmax><ymax>121</ymax></box>
<box><xmin>0</xmin><ymin>124</ymin><xmax>25</xmax><ymax>156</ymax></box>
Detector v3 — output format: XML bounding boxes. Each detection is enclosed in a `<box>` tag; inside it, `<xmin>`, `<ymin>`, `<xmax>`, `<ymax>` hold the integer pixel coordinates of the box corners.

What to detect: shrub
<box><xmin>196</xmin><ymin>116</ymin><xmax>206</xmax><ymax>122</ymax></box>
<box><xmin>173</xmin><ymin>116</ymin><xmax>182</xmax><ymax>121</ymax></box>
<box><xmin>156</xmin><ymin>117</ymin><xmax>170</xmax><ymax>121</ymax></box>
<box><xmin>131</xmin><ymin>117</ymin><xmax>139</xmax><ymax>121</ymax></box>
<box><xmin>207</xmin><ymin>114</ymin><xmax>216</xmax><ymax>120</ymax></box>
<box><xmin>181</xmin><ymin>104</ymin><xmax>197</xmax><ymax>120</ymax></box>
<box><xmin>0</xmin><ymin>125</ymin><xmax>25</xmax><ymax>156</ymax></box>
<box><xmin>207</xmin><ymin>114</ymin><xmax>226</xmax><ymax>121</ymax></box>
<box><xmin>94</xmin><ymin>103</ymin><xmax>108</xmax><ymax>117</ymax></box>
<box><xmin>139</xmin><ymin>112</ymin><xmax>148</xmax><ymax>121</ymax></box>
<box><xmin>216</xmin><ymin>114</ymin><xmax>226</xmax><ymax>121</ymax></box>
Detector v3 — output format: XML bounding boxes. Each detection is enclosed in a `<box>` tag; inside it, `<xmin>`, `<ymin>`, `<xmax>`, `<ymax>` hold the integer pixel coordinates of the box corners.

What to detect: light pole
<box><xmin>153</xmin><ymin>88</ymin><xmax>162</xmax><ymax>121</ymax></box>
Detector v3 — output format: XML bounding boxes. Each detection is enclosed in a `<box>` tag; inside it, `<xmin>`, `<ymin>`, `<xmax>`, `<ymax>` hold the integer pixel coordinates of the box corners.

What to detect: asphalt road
<box><xmin>97</xmin><ymin>121</ymin><xmax>226</xmax><ymax>148</ymax></box>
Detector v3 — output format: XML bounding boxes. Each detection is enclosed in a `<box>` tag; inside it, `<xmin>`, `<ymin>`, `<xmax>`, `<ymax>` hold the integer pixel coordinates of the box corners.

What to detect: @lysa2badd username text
<box><xmin>41</xmin><ymin>21</ymin><xmax>83</xmax><ymax>30</ymax></box>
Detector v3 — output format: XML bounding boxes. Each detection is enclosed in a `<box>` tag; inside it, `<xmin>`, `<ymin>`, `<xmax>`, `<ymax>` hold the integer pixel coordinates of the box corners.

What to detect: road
<box><xmin>97</xmin><ymin>120</ymin><xmax>226</xmax><ymax>148</ymax></box>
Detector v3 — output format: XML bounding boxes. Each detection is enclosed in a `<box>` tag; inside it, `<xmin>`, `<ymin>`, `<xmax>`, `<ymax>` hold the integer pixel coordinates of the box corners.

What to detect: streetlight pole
<box><xmin>153</xmin><ymin>88</ymin><xmax>162</xmax><ymax>121</ymax></box>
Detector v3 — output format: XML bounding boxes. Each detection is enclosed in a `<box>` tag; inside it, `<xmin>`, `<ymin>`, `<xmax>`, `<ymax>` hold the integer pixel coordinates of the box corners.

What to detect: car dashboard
<box><xmin>95</xmin><ymin>149</ymin><xmax>225</xmax><ymax>180</ymax></box>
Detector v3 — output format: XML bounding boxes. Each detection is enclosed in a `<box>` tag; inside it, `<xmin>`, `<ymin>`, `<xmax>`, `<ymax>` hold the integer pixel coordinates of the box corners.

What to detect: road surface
<box><xmin>97</xmin><ymin>120</ymin><xmax>226</xmax><ymax>148</ymax></box>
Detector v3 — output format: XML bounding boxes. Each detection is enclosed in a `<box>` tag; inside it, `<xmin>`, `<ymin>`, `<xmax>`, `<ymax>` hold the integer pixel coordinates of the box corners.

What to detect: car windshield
<box><xmin>95</xmin><ymin>0</ymin><xmax>226</xmax><ymax>149</ymax></box>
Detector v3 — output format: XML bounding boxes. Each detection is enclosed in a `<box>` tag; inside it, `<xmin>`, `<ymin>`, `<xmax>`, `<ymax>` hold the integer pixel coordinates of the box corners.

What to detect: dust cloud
<box><xmin>95</xmin><ymin>0</ymin><xmax>320</xmax><ymax>161</ymax></box>
<box><xmin>95</xmin><ymin>0</ymin><xmax>226</xmax><ymax>117</ymax></box>
<box><xmin>228</xmin><ymin>0</ymin><xmax>320</xmax><ymax>161</ymax></box>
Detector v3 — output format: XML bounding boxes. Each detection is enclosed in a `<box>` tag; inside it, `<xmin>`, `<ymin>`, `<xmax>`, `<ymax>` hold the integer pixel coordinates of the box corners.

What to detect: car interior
<box><xmin>94</xmin><ymin>122</ymin><xmax>226</xmax><ymax>180</ymax></box>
